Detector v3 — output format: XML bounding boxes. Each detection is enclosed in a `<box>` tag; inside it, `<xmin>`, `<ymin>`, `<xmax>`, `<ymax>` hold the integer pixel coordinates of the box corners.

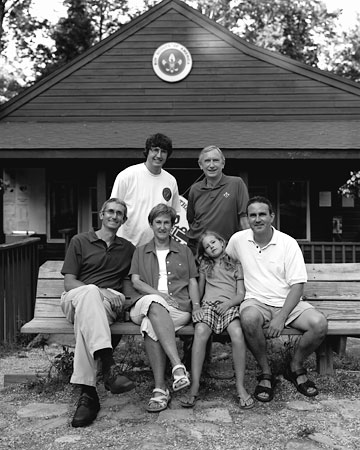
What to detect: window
<box><xmin>48</xmin><ymin>180</ymin><xmax>78</xmax><ymax>241</ymax></box>
<box><xmin>277</xmin><ymin>181</ymin><xmax>309</xmax><ymax>241</ymax></box>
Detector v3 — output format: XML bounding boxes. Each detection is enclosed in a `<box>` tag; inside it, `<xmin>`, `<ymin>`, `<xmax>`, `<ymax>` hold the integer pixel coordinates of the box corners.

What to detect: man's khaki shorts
<box><xmin>240</xmin><ymin>298</ymin><xmax>314</xmax><ymax>328</ymax></box>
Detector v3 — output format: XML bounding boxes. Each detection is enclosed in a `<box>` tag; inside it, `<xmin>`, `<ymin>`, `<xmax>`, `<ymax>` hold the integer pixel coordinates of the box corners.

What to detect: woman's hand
<box><xmin>158</xmin><ymin>292</ymin><xmax>179</xmax><ymax>308</ymax></box>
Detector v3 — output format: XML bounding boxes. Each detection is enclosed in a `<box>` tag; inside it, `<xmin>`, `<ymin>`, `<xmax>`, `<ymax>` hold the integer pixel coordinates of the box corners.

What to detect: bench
<box><xmin>20</xmin><ymin>260</ymin><xmax>360</xmax><ymax>376</ymax></box>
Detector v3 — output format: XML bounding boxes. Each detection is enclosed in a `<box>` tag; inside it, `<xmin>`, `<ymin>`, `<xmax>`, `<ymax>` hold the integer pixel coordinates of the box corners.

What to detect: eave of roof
<box><xmin>1</xmin><ymin>121</ymin><xmax>360</xmax><ymax>158</ymax></box>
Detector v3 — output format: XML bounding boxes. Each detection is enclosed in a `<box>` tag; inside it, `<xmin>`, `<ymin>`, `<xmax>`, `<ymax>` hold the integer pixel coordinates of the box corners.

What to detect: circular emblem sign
<box><xmin>152</xmin><ymin>42</ymin><xmax>192</xmax><ymax>83</ymax></box>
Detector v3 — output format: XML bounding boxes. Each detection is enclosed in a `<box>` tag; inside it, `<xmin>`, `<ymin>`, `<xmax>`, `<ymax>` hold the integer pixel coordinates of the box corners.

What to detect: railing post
<box><xmin>298</xmin><ymin>241</ymin><xmax>360</xmax><ymax>264</ymax></box>
<box><xmin>0</xmin><ymin>238</ymin><xmax>40</xmax><ymax>343</ymax></box>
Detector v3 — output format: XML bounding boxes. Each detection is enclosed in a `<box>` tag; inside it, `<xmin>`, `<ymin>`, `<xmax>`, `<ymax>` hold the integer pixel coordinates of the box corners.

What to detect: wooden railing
<box><xmin>298</xmin><ymin>241</ymin><xmax>360</xmax><ymax>263</ymax></box>
<box><xmin>0</xmin><ymin>238</ymin><xmax>40</xmax><ymax>343</ymax></box>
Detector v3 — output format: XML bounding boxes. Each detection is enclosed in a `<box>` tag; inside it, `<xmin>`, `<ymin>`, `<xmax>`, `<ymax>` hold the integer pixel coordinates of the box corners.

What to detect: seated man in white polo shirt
<box><xmin>226</xmin><ymin>196</ymin><xmax>328</xmax><ymax>403</ymax></box>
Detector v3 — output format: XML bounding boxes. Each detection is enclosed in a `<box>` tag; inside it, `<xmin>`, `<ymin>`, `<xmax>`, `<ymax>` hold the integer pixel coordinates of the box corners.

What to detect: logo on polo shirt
<box><xmin>224</xmin><ymin>192</ymin><xmax>230</xmax><ymax>198</ymax></box>
<box><xmin>163</xmin><ymin>187</ymin><xmax>172</xmax><ymax>202</ymax></box>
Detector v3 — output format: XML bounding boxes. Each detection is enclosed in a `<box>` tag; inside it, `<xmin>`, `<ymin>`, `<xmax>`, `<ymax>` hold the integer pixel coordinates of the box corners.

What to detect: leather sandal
<box><xmin>172</xmin><ymin>364</ymin><xmax>190</xmax><ymax>392</ymax></box>
<box><xmin>146</xmin><ymin>388</ymin><xmax>171</xmax><ymax>413</ymax></box>
<box><xmin>284</xmin><ymin>366</ymin><xmax>319</xmax><ymax>397</ymax></box>
<box><xmin>238</xmin><ymin>394</ymin><xmax>255</xmax><ymax>409</ymax></box>
<box><xmin>254</xmin><ymin>373</ymin><xmax>277</xmax><ymax>403</ymax></box>
<box><xmin>180</xmin><ymin>394</ymin><xmax>198</xmax><ymax>408</ymax></box>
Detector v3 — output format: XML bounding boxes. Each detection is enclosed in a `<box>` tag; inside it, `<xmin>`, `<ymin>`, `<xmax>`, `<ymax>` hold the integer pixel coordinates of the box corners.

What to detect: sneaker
<box><xmin>71</xmin><ymin>392</ymin><xmax>100</xmax><ymax>428</ymax></box>
<box><xmin>103</xmin><ymin>364</ymin><xmax>135</xmax><ymax>394</ymax></box>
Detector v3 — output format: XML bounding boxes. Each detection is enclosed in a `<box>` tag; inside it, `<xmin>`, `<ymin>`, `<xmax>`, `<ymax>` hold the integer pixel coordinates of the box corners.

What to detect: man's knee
<box><xmin>240</xmin><ymin>307</ymin><xmax>263</xmax><ymax>333</ymax></box>
<box><xmin>309</xmin><ymin>312</ymin><xmax>328</xmax><ymax>338</ymax></box>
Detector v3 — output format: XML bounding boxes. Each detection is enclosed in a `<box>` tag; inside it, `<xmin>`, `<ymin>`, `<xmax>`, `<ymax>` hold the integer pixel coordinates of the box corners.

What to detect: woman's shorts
<box><xmin>130</xmin><ymin>294</ymin><xmax>191</xmax><ymax>341</ymax></box>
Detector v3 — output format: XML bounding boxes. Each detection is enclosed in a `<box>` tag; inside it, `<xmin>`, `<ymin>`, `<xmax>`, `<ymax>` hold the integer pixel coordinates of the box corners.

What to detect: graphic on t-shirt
<box><xmin>162</xmin><ymin>187</ymin><xmax>172</xmax><ymax>202</ymax></box>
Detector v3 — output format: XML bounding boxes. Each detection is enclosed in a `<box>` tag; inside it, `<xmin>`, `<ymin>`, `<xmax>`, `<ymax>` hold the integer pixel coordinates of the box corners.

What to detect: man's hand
<box><xmin>99</xmin><ymin>288</ymin><xmax>125</xmax><ymax>315</ymax></box>
<box><xmin>265</xmin><ymin>313</ymin><xmax>286</xmax><ymax>339</ymax></box>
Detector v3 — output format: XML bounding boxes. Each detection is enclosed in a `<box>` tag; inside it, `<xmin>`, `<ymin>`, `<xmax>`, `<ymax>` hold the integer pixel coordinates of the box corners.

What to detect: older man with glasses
<box><xmin>111</xmin><ymin>133</ymin><xmax>181</xmax><ymax>247</ymax></box>
<box><xmin>61</xmin><ymin>198</ymin><xmax>135</xmax><ymax>428</ymax></box>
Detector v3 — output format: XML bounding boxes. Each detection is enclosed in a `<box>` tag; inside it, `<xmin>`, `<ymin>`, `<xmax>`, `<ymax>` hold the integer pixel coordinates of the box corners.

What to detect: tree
<box><xmin>0</xmin><ymin>0</ymin><xmax>52</xmax><ymax>102</ymax></box>
<box><xmin>320</xmin><ymin>20</ymin><xmax>360</xmax><ymax>83</ymax></box>
<box><xmin>36</xmin><ymin>0</ymin><xmax>139</xmax><ymax>79</ymax></box>
<box><xmin>86</xmin><ymin>0</ymin><xmax>131</xmax><ymax>42</ymax></box>
<box><xmin>187</xmin><ymin>0</ymin><xmax>340</xmax><ymax>67</ymax></box>
<box><xmin>0</xmin><ymin>0</ymin><xmax>50</xmax><ymax>56</ymax></box>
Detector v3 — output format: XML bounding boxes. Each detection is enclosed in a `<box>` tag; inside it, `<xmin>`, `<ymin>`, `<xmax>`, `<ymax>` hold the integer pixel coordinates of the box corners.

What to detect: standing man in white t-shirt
<box><xmin>111</xmin><ymin>133</ymin><xmax>181</xmax><ymax>246</ymax></box>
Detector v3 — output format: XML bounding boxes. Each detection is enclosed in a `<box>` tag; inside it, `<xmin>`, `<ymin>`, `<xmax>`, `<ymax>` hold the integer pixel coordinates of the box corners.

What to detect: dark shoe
<box><xmin>103</xmin><ymin>364</ymin><xmax>135</xmax><ymax>394</ymax></box>
<box><xmin>284</xmin><ymin>366</ymin><xmax>319</xmax><ymax>397</ymax></box>
<box><xmin>71</xmin><ymin>392</ymin><xmax>100</xmax><ymax>428</ymax></box>
<box><xmin>254</xmin><ymin>373</ymin><xmax>277</xmax><ymax>403</ymax></box>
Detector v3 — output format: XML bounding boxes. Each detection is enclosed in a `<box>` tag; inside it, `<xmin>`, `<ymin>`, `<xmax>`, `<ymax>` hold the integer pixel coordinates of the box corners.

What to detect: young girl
<box><xmin>180</xmin><ymin>230</ymin><xmax>254</xmax><ymax>409</ymax></box>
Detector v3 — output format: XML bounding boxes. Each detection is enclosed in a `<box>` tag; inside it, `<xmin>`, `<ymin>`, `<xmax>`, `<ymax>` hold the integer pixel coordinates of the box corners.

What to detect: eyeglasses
<box><xmin>102</xmin><ymin>209</ymin><xmax>125</xmax><ymax>217</ymax></box>
<box><xmin>149</xmin><ymin>147</ymin><xmax>168</xmax><ymax>155</ymax></box>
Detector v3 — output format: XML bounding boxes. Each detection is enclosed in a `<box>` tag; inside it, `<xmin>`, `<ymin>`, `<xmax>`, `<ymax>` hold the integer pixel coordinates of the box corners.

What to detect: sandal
<box><xmin>146</xmin><ymin>388</ymin><xmax>171</xmax><ymax>413</ymax></box>
<box><xmin>172</xmin><ymin>364</ymin><xmax>190</xmax><ymax>392</ymax></box>
<box><xmin>238</xmin><ymin>394</ymin><xmax>255</xmax><ymax>410</ymax></box>
<box><xmin>180</xmin><ymin>394</ymin><xmax>198</xmax><ymax>408</ymax></box>
<box><xmin>284</xmin><ymin>366</ymin><xmax>318</xmax><ymax>397</ymax></box>
<box><xmin>254</xmin><ymin>373</ymin><xmax>277</xmax><ymax>403</ymax></box>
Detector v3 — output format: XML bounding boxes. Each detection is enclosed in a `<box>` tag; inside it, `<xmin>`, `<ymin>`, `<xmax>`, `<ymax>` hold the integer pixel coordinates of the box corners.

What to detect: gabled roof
<box><xmin>1</xmin><ymin>0</ymin><xmax>360</xmax><ymax>152</ymax></box>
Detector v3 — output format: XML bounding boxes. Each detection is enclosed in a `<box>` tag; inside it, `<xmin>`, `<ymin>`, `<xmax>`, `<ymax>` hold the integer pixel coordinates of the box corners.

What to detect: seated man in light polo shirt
<box><xmin>226</xmin><ymin>196</ymin><xmax>328</xmax><ymax>402</ymax></box>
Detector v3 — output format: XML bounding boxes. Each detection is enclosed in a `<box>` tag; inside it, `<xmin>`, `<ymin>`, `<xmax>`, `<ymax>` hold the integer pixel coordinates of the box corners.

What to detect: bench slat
<box><xmin>306</xmin><ymin>263</ymin><xmax>360</xmax><ymax>281</ymax></box>
<box><xmin>36</xmin><ymin>280</ymin><xmax>64</xmax><ymax>298</ymax></box>
<box><xmin>37</xmin><ymin>260</ymin><xmax>64</xmax><ymax>278</ymax></box>
<box><xmin>305</xmin><ymin>281</ymin><xmax>360</xmax><ymax>298</ymax></box>
<box><xmin>21</xmin><ymin>316</ymin><xmax>360</xmax><ymax>336</ymax></box>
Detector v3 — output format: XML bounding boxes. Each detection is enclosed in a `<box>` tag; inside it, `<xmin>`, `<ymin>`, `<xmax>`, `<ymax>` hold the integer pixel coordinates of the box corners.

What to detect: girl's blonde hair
<box><xmin>197</xmin><ymin>230</ymin><xmax>236</xmax><ymax>276</ymax></box>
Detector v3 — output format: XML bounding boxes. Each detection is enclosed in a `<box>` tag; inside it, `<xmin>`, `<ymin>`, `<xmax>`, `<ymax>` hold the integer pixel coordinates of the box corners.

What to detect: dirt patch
<box><xmin>1</xmin><ymin>338</ymin><xmax>360</xmax><ymax>449</ymax></box>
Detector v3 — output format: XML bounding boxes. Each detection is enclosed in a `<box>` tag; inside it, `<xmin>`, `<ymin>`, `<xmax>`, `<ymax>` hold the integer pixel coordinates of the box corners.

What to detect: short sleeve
<box><xmin>61</xmin><ymin>235</ymin><xmax>81</xmax><ymax>276</ymax></box>
<box><xmin>234</xmin><ymin>262</ymin><xmax>244</xmax><ymax>280</ymax></box>
<box><xmin>129</xmin><ymin>247</ymin><xmax>140</xmax><ymax>276</ymax></box>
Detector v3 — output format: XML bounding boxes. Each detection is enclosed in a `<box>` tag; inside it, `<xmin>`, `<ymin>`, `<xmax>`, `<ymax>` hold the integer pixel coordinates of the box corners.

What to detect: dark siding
<box><xmin>5</xmin><ymin>9</ymin><xmax>360</xmax><ymax>122</ymax></box>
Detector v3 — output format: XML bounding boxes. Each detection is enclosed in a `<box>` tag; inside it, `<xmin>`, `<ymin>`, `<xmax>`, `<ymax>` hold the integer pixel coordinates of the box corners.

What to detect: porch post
<box><xmin>0</xmin><ymin>168</ymin><xmax>4</xmax><ymax>244</ymax></box>
<box><xmin>96</xmin><ymin>170</ymin><xmax>107</xmax><ymax>229</ymax></box>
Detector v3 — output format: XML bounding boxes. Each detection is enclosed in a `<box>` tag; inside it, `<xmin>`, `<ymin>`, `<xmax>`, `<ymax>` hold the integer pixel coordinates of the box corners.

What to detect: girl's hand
<box><xmin>192</xmin><ymin>308</ymin><xmax>204</xmax><ymax>322</ymax></box>
<box><xmin>215</xmin><ymin>299</ymin><xmax>231</xmax><ymax>315</ymax></box>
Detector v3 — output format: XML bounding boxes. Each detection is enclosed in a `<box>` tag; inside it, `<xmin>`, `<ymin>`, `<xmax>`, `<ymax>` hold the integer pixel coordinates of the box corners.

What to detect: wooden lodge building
<box><xmin>1</xmin><ymin>0</ymin><xmax>360</xmax><ymax>261</ymax></box>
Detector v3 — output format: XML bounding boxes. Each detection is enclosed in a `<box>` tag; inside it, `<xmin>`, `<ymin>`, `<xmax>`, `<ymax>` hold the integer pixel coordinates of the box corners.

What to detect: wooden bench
<box><xmin>21</xmin><ymin>260</ymin><xmax>360</xmax><ymax>376</ymax></box>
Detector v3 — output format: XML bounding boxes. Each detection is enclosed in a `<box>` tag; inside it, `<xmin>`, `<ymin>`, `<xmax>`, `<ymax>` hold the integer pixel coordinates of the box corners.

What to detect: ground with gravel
<box><xmin>1</xmin><ymin>337</ymin><xmax>360</xmax><ymax>450</ymax></box>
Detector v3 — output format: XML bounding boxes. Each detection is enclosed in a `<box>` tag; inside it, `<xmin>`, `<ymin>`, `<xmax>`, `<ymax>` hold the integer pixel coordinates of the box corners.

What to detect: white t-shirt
<box><xmin>110</xmin><ymin>163</ymin><xmax>181</xmax><ymax>246</ymax></box>
<box><xmin>156</xmin><ymin>249</ymin><xmax>169</xmax><ymax>293</ymax></box>
<box><xmin>226</xmin><ymin>227</ymin><xmax>307</xmax><ymax>307</ymax></box>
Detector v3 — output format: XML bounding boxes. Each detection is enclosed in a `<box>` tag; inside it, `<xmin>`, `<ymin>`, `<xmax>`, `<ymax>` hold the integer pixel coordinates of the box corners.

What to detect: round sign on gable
<box><xmin>152</xmin><ymin>42</ymin><xmax>192</xmax><ymax>83</ymax></box>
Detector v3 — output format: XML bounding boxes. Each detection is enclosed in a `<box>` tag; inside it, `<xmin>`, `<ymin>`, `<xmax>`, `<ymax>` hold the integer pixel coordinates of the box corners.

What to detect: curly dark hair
<box><xmin>197</xmin><ymin>230</ymin><xmax>236</xmax><ymax>277</ymax></box>
<box><xmin>144</xmin><ymin>133</ymin><xmax>173</xmax><ymax>159</ymax></box>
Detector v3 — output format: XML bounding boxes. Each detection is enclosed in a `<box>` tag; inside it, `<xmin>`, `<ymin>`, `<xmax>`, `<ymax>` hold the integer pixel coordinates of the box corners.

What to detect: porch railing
<box><xmin>298</xmin><ymin>241</ymin><xmax>360</xmax><ymax>263</ymax></box>
<box><xmin>0</xmin><ymin>238</ymin><xmax>40</xmax><ymax>343</ymax></box>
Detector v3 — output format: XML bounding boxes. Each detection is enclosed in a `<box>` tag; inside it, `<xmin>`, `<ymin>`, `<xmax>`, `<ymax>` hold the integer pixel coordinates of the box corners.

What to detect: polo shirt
<box><xmin>129</xmin><ymin>237</ymin><xmax>198</xmax><ymax>312</ymax></box>
<box><xmin>226</xmin><ymin>227</ymin><xmax>307</xmax><ymax>307</ymax></box>
<box><xmin>187</xmin><ymin>174</ymin><xmax>249</xmax><ymax>243</ymax></box>
<box><xmin>61</xmin><ymin>230</ymin><xmax>135</xmax><ymax>291</ymax></box>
